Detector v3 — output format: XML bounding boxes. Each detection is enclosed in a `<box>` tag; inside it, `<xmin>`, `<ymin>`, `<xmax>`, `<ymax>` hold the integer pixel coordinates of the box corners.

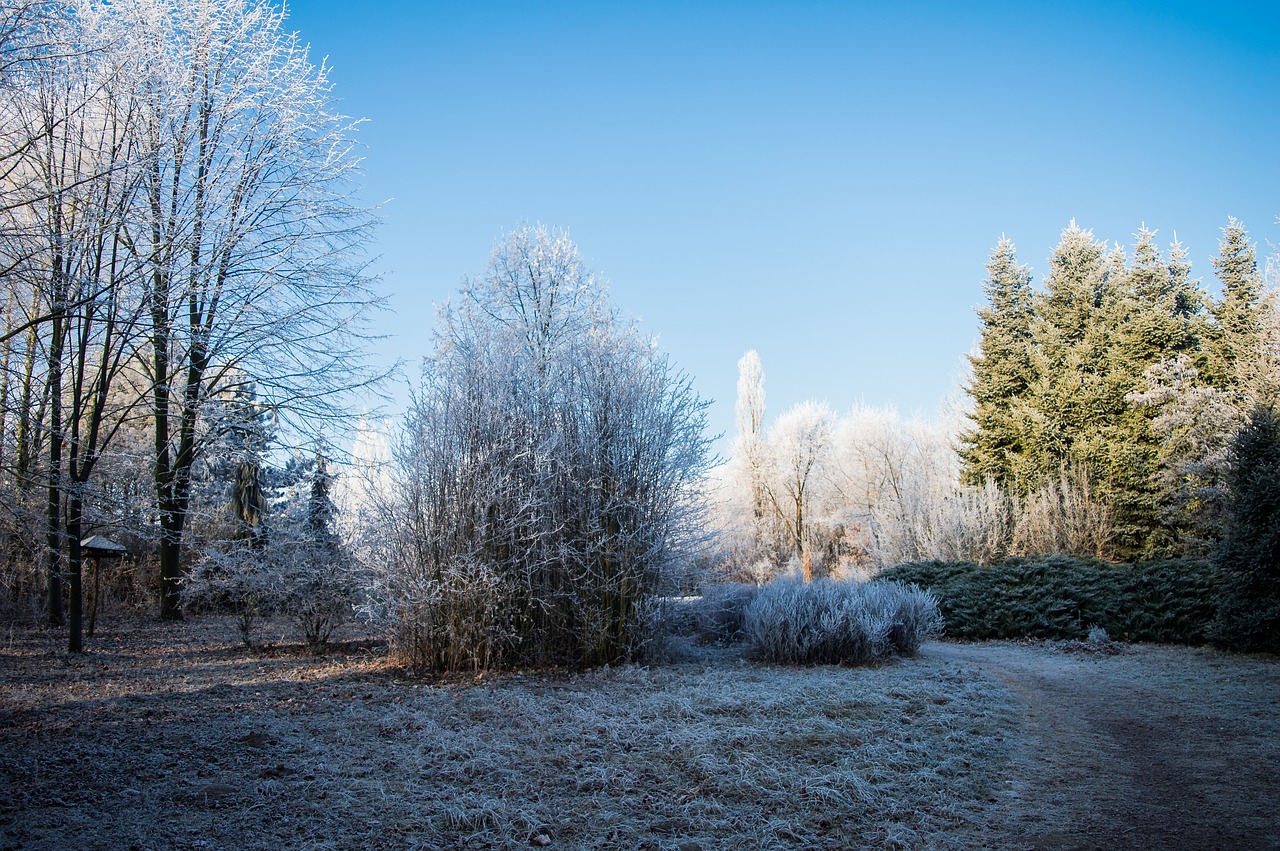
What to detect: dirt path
<box><xmin>927</xmin><ymin>641</ymin><xmax>1280</xmax><ymax>850</ymax></box>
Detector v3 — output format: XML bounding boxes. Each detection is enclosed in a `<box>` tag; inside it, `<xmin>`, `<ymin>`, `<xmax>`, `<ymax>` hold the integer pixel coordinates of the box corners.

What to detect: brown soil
<box><xmin>929</xmin><ymin>640</ymin><xmax>1280</xmax><ymax>850</ymax></box>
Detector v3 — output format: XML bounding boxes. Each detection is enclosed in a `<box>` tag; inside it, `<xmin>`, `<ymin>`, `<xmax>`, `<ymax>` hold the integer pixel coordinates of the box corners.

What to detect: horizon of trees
<box><xmin>718</xmin><ymin>218</ymin><xmax>1279</xmax><ymax>581</ymax></box>
<box><xmin>0</xmin><ymin>0</ymin><xmax>383</xmax><ymax>650</ymax></box>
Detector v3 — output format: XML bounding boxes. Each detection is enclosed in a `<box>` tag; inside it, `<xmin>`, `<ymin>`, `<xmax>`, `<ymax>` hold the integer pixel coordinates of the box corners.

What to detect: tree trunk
<box><xmin>66</xmin><ymin>493</ymin><xmax>82</xmax><ymax>652</ymax></box>
<box><xmin>44</xmin><ymin>311</ymin><xmax>64</xmax><ymax>627</ymax></box>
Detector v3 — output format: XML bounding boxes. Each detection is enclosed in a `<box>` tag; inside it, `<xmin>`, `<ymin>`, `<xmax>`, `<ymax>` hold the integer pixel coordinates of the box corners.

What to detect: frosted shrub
<box><xmin>694</xmin><ymin>582</ymin><xmax>758</xmax><ymax>642</ymax></box>
<box><xmin>379</xmin><ymin>227</ymin><xmax>711</xmax><ymax>671</ymax></box>
<box><xmin>742</xmin><ymin>579</ymin><xmax>942</xmax><ymax>665</ymax></box>
<box><xmin>186</xmin><ymin>450</ymin><xmax>359</xmax><ymax>651</ymax></box>
<box><xmin>185</xmin><ymin>532</ymin><xmax>360</xmax><ymax>651</ymax></box>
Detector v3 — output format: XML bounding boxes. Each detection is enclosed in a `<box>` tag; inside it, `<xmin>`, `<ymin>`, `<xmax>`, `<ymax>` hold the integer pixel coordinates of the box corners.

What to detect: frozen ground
<box><xmin>1</xmin><ymin>617</ymin><xmax>1276</xmax><ymax>849</ymax></box>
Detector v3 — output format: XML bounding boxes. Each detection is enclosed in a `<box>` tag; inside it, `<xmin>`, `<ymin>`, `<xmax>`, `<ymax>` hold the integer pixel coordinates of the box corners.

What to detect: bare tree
<box><xmin>379</xmin><ymin>225</ymin><xmax>711</xmax><ymax>670</ymax></box>
<box><xmin>764</xmin><ymin>400</ymin><xmax>833</xmax><ymax>571</ymax></box>
<box><xmin>0</xmin><ymin>0</ymin><xmax>153</xmax><ymax>645</ymax></box>
<box><xmin>109</xmin><ymin>0</ymin><xmax>383</xmax><ymax>618</ymax></box>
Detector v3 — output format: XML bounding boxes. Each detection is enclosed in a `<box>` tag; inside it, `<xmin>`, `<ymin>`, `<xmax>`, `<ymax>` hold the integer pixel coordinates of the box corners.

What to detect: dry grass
<box><xmin>1</xmin><ymin>617</ymin><xmax>1017</xmax><ymax>850</ymax></box>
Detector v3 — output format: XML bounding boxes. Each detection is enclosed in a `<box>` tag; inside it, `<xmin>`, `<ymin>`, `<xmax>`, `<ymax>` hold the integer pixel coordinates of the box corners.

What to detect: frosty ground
<box><xmin>1</xmin><ymin>618</ymin><xmax>1276</xmax><ymax>850</ymax></box>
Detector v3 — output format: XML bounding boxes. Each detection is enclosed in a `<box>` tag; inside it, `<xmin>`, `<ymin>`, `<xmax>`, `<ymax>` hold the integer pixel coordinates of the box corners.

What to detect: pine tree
<box><xmin>1207</xmin><ymin>219</ymin><xmax>1270</xmax><ymax>402</ymax></box>
<box><xmin>1096</xmin><ymin>229</ymin><xmax>1206</xmax><ymax>555</ymax></box>
<box><xmin>959</xmin><ymin>237</ymin><xmax>1036</xmax><ymax>489</ymax></box>
<box><xmin>1022</xmin><ymin>222</ymin><xmax>1117</xmax><ymax>483</ymax></box>
<box><xmin>1210</xmin><ymin>405</ymin><xmax>1280</xmax><ymax>652</ymax></box>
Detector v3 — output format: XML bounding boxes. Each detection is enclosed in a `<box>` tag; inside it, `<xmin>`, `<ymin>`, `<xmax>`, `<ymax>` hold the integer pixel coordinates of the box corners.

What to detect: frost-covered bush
<box><xmin>185</xmin><ymin>450</ymin><xmax>360</xmax><ymax>651</ymax></box>
<box><xmin>375</xmin><ymin>227</ymin><xmax>711</xmax><ymax>671</ymax></box>
<box><xmin>742</xmin><ymin>579</ymin><xmax>942</xmax><ymax>665</ymax></box>
<box><xmin>694</xmin><ymin>582</ymin><xmax>758</xmax><ymax>643</ymax></box>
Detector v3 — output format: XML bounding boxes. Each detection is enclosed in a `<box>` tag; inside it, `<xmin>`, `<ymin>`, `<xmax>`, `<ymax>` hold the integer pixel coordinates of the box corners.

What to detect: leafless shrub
<box><xmin>743</xmin><ymin>579</ymin><xmax>942</xmax><ymax>665</ymax></box>
<box><xmin>694</xmin><ymin>582</ymin><xmax>758</xmax><ymax>643</ymax></box>
<box><xmin>372</xmin><ymin>227</ymin><xmax>711</xmax><ymax>671</ymax></box>
<box><xmin>1010</xmin><ymin>466</ymin><xmax>1114</xmax><ymax>559</ymax></box>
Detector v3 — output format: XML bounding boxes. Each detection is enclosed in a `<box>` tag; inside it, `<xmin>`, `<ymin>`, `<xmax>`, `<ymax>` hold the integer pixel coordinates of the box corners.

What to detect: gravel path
<box><xmin>928</xmin><ymin>641</ymin><xmax>1280</xmax><ymax>850</ymax></box>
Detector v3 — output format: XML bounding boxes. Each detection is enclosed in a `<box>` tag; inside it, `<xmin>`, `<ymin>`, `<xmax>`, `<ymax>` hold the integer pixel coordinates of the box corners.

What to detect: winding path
<box><xmin>926</xmin><ymin>641</ymin><xmax>1280</xmax><ymax>850</ymax></box>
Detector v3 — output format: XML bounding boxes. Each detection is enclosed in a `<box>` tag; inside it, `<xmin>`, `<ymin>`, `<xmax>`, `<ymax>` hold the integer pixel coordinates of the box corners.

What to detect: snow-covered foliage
<box><xmin>716</xmin><ymin>355</ymin><xmax>1119</xmax><ymax>576</ymax></box>
<box><xmin>371</xmin><ymin>226</ymin><xmax>712</xmax><ymax>670</ymax></box>
<box><xmin>185</xmin><ymin>449</ymin><xmax>360</xmax><ymax>650</ymax></box>
<box><xmin>741</xmin><ymin>579</ymin><xmax>942</xmax><ymax>665</ymax></box>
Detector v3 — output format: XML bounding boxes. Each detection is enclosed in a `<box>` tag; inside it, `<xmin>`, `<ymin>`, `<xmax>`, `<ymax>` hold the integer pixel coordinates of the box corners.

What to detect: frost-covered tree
<box><xmin>1100</xmin><ymin>228</ymin><xmax>1206</xmax><ymax>556</ymax></box>
<box><xmin>735</xmin><ymin>351</ymin><xmax>768</xmax><ymax>532</ymax></box>
<box><xmin>105</xmin><ymin>0</ymin><xmax>383</xmax><ymax>619</ymax></box>
<box><xmin>1023</xmin><ymin>222</ymin><xmax>1120</xmax><ymax>479</ymax></box>
<box><xmin>997</xmin><ymin>223</ymin><xmax>1214</xmax><ymax>557</ymax></box>
<box><xmin>0</xmin><ymin>0</ymin><xmax>154</xmax><ymax>645</ymax></box>
<box><xmin>717</xmin><ymin>350</ymin><xmax>778</xmax><ymax>576</ymax></box>
<box><xmin>830</xmin><ymin>406</ymin><xmax>970</xmax><ymax>568</ymax></box>
<box><xmin>1207</xmin><ymin>219</ymin><xmax>1273</xmax><ymax>402</ymax></box>
<box><xmin>959</xmin><ymin>237</ymin><xmax>1035</xmax><ymax>490</ymax></box>
<box><xmin>764</xmin><ymin>400</ymin><xmax>833</xmax><ymax>571</ymax></box>
<box><xmin>1128</xmin><ymin>355</ymin><xmax>1238</xmax><ymax>552</ymax></box>
<box><xmin>380</xmin><ymin>225</ymin><xmax>711</xmax><ymax>670</ymax></box>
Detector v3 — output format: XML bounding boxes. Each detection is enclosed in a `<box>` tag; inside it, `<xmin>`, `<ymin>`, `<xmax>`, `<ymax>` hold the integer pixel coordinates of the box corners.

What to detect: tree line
<box><xmin>0</xmin><ymin>0</ymin><xmax>381</xmax><ymax>649</ymax></box>
<box><xmin>720</xmin><ymin>219</ymin><xmax>1278</xmax><ymax>580</ymax></box>
<box><xmin>961</xmin><ymin>219</ymin><xmax>1274</xmax><ymax>559</ymax></box>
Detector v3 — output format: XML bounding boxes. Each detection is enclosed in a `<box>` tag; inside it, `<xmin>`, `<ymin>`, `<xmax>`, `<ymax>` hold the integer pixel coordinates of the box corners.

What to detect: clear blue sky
<box><xmin>286</xmin><ymin>0</ymin><xmax>1279</xmax><ymax>453</ymax></box>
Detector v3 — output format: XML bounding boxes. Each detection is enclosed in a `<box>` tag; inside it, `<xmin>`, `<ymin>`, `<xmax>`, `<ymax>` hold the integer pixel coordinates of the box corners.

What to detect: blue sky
<box><xmin>285</xmin><ymin>0</ymin><xmax>1279</xmax><ymax>452</ymax></box>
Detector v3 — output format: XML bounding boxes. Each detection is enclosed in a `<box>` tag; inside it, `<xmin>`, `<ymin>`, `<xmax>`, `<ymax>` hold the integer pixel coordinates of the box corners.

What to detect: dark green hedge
<box><xmin>877</xmin><ymin>556</ymin><xmax>1219</xmax><ymax>644</ymax></box>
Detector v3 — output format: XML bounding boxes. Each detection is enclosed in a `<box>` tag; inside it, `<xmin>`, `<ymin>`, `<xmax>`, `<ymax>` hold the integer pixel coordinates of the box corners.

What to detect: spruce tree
<box><xmin>959</xmin><ymin>237</ymin><xmax>1036</xmax><ymax>489</ymax></box>
<box><xmin>1210</xmin><ymin>405</ymin><xmax>1280</xmax><ymax>653</ymax></box>
<box><xmin>1022</xmin><ymin>222</ymin><xmax>1116</xmax><ymax>483</ymax></box>
<box><xmin>1103</xmin><ymin>229</ymin><xmax>1206</xmax><ymax>556</ymax></box>
<box><xmin>1207</xmin><ymin>219</ymin><xmax>1269</xmax><ymax>402</ymax></box>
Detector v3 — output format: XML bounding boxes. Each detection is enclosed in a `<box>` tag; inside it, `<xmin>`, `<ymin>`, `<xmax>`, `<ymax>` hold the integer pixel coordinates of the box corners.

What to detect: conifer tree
<box><xmin>1207</xmin><ymin>219</ymin><xmax>1270</xmax><ymax>402</ymax></box>
<box><xmin>1103</xmin><ymin>229</ymin><xmax>1205</xmax><ymax>556</ymax></box>
<box><xmin>959</xmin><ymin>238</ymin><xmax>1036</xmax><ymax>489</ymax></box>
<box><xmin>1210</xmin><ymin>404</ymin><xmax>1280</xmax><ymax>653</ymax></box>
<box><xmin>1022</xmin><ymin>222</ymin><xmax>1116</xmax><ymax>482</ymax></box>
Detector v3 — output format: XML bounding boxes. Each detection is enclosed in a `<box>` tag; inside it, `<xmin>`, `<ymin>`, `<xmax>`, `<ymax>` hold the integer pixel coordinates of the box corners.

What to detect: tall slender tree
<box><xmin>113</xmin><ymin>0</ymin><xmax>382</xmax><ymax>618</ymax></box>
<box><xmin>731</xmin><ymin>350</ymin><xmax>770</xmax><ymax>559</ymax></box>
<box><xmin>959</xmin><ymin>237</ymin><xmax>1035</xmax><ymax>490</ymax></box>
<box><xmin>1207</xmin><ymin>218</ymin><xmax>1270</xmax><ymax>402</ymax></box>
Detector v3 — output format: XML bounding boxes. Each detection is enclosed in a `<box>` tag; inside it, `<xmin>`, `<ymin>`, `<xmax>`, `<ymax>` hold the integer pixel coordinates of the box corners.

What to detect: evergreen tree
<box><xmin>1210</xmin><ymin>405</ymin><xmax>1280</xmax><ymax>653</ymax></box>
<box><xmin>1207</xmin><ymin>219</ymin><xmax>1270</xmax><ymax>402</ymax></box>
<box><xmin>1101</xmin><ymin>229</ymin><xmax>1206</xmax><ymax>556</ymax></box>
<box><xmin>1022</xmin><ymin>222</ymin><xmax>1117</xmax><ymax>484</ymax></box>
<box><xmin>1022</xmin><ymin>225</ymin><xmax>1207</xmax><ymax>557</ymax></box>
<box><xmin>959</xmin><ymin>237</ymin><xmax>1036</xmax><ymax>489</ymax></box>
<box><xmin>1128</xmin><ymin>355</ymin><xmax>1238</xmax><ymax>553</ymax></box>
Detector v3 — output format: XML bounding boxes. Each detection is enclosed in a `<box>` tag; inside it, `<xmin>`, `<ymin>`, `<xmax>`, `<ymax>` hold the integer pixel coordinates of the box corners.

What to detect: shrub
<box><xmin>879</xmin><ymin>556</ymin><xmax>1218</xmax><ymax>643</ymax></box>
<box><xmin>741</xmin><ymin>579</ymin><xmax>942</xmax><ymax>665</ymax></box>
<box><xmin>185</xmin><ymin>536</ymin><xmax>360</xmax><ymax>651</ymax></box>
<box><xmin>694</xmin><ymin>582</ymin><xmax>759</xmax><ymax>643</ymax></box>
<box><xmin>376</xmin><ymin>227</ymin><xmax>711</xmax><ymax>671</ymax></box>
